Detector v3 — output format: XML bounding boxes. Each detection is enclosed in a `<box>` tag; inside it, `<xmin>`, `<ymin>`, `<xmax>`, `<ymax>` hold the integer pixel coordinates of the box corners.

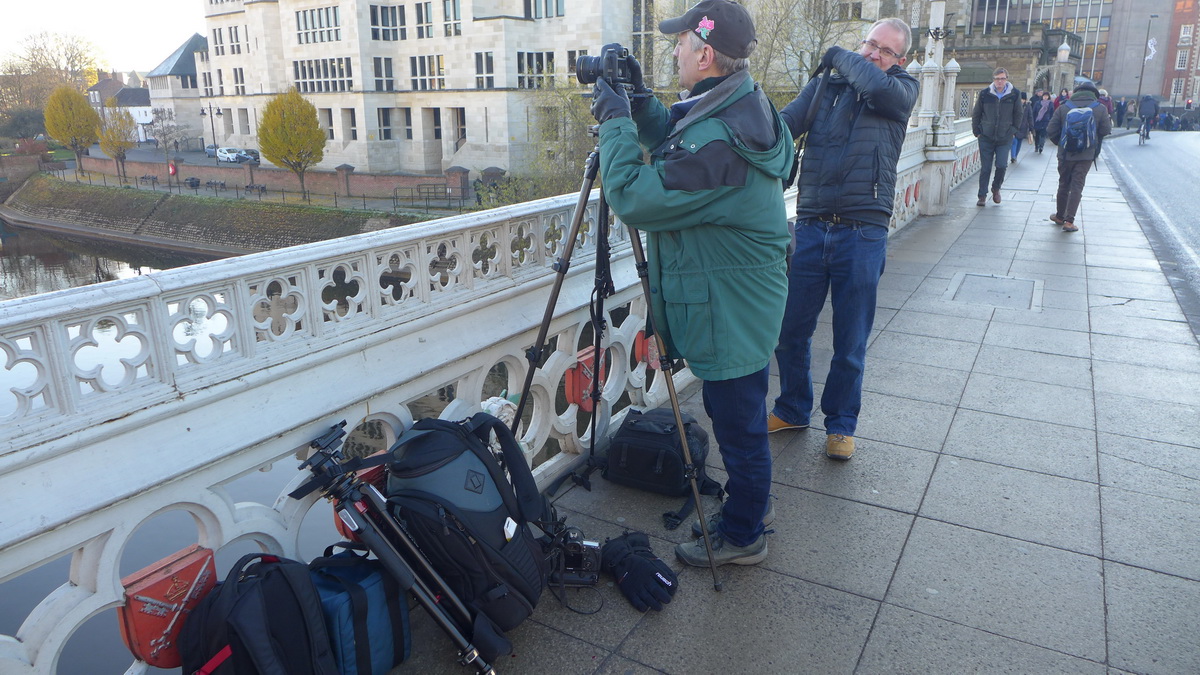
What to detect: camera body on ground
<box><xmin>576</xmin><ymin>46</ymin><xmax>633</xmax><ymax>88</ymax></box>
<box><xmin>548</xmin><ymin>529</ymin><xmax>601</xmax><ymax>587</ymax></box>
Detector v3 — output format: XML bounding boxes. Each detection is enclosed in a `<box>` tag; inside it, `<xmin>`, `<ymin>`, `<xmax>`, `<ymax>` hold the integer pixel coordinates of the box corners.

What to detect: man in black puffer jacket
<box><xmin>972</xmin><ymin>67</ymin><xmax>1023</xmax><ymax>206</ymax></box>
<box><xmin>767</xmin><ymin>18</ymin><xmax>919</xmax><ymax>462</ymax></box>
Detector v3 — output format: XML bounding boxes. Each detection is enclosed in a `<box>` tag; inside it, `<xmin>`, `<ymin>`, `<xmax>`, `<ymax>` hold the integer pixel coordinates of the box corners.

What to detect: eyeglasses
<box><xmin>861</xmin><ymin>39</ymin><xmax>902</xmax><ymax>60</ymax></box>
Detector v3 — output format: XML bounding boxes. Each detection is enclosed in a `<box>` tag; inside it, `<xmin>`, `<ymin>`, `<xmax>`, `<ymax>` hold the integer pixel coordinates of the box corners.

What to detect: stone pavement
<box><xmin>398</xmin><ymin>141</ymin><xmax>1200</xmax><ymax>674</ymax></box>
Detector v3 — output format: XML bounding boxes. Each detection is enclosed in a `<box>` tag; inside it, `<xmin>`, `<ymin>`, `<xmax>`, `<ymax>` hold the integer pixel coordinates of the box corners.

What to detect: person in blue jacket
<box><xmin>767</xmin><ymin>18</ymin><xmax>919</xmax><ymax>462</ymax></box>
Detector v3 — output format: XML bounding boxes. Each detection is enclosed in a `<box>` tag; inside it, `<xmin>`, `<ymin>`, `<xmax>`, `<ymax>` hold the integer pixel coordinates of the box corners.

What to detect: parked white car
<box><xmin>216</xmin><ymin>147</ymin><xmax>242</xmax><ymax>162</ymax></box>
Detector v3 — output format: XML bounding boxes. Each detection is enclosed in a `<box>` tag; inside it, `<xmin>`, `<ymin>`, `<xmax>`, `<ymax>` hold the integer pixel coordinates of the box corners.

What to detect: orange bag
<box><xmin>117</xmin><ymin>544</ymin><xmax>216</xmax><ymax>668</ymax></box>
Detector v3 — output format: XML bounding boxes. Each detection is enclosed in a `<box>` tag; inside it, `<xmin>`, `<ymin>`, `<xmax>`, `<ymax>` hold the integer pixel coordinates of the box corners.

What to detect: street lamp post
<box><xmin>1135</xmin><ymin>14</ymin><xmax>1160</xmax><ymax>106</ymax></box>
<box><xmin>200</xmin><ymin>103</ymin><xmax>222</xmax><ymax>165</ymax></box>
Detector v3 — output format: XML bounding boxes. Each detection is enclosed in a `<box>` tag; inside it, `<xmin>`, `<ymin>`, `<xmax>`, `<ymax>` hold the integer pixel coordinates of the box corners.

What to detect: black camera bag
<box><xmin>602</xmin><ymin>407</ymin><xmax>724</xmax><ymax>529</ymax></box>
<box><xmin>386</xmin><ymin>412</ymin><xmax>550</xmax><ymax>636</ymax></box>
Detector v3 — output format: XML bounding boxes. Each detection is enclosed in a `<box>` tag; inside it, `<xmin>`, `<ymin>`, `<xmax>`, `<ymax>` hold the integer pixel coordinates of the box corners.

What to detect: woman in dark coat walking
<box><xmin>1011</xmin><ymin>91</ymin><xmax>1034</xmax><ymax>162</ymax></box>
<box><xmin>1033</xmin><ymin>91</ymin><xmax>1054</xmax><ymax>152</ymax></box>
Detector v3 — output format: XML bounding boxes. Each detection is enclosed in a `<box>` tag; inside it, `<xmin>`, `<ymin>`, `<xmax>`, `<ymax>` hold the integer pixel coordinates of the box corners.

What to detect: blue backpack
<box><xmin>1061</xmin><ymin>101</ymin><xmax>1101</xmax><ymax>153</ymax></box>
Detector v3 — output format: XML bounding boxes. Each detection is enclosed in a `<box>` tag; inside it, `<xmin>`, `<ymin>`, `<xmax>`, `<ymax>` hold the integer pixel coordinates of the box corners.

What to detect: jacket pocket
<box><xmin>660</xmin><ymin>273</ymin><xmax>716</xmax><ymax>365</ymax></box>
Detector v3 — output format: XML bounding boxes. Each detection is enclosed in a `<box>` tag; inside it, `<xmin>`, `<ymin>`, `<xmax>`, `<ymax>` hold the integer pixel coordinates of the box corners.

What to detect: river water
<box><xmin>0</xmin><ymin>222</ymin><xmax>349</xmax><ymax>674</ymax></box>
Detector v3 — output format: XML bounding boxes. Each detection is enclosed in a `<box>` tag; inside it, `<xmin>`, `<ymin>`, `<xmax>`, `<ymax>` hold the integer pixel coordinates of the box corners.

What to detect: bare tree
<box><xmin>0</xmin><ymin>32</ymin><xmax>102</xmax><ymax>111</ymax></box>
<box><xmin>752</xmin><ymin>0</ymin><xmax>870</xmax><ymax>97</ymax></box>
<box><xmin>98</xmin><ymin>98</ymin><xmax>137</xmax><ymax>180</ymax></box>
<box><xmin>146</xmin><ymin>108</ymin><xmax>190</xmax><ymax>185</ymax></box>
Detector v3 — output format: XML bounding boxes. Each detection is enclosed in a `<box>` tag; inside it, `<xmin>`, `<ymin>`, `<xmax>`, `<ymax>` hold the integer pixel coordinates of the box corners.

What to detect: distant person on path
<box><xmin>768</xmin><ymin>18</ymin><xmax>919</xmax><ymax>463</ymax></box>
<box><xmin>1011</xmin><ymin>91</ymin><xmax>1033</xmax><ymax>162</ymax></box>
<box><xmin>1047</xmin><ymin>81</ymin><xmax>1111</xmax><ymax>233</ymax></box>
<box><xmin>1097</xmin><ymin>88</ymin><xmax>1114</xmax><ymax>116</ymax></box>
<box><xmin>1115</xmin><ymin>97</ymin><xmax>1128</xmax><ymax>128</ymax></box>
<box><xmin>1033</xmin><ymin>91</ymin><xmax>1054</xmax><ymax>152</ymax></box>
<box><xmin>972</xmin><ymin>67</ymin><xmax>1022</xmax><ymax>206</ymax></box>
<box><xmin>1054</xmin><ymin>88</ymin><xmax>1070</xmax><ymax>109</ymax></box>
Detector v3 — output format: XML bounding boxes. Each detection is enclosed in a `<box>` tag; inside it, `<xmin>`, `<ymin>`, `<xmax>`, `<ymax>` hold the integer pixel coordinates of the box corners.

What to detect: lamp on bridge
<box><xmin>1057</xmin><ymin>40</ymin><xmax>1072</xmax><ymax>93</ymax></box>
<box><xmin>200</xmin><ymin>103</ymin><xmax>222</xmax><ymax>165</ymax></box>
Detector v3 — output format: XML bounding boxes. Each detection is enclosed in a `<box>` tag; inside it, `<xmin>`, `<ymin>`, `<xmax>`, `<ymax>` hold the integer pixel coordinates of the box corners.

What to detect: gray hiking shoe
<box><xmin>691</xmin><ymin>502</ymin><xmax>776</xmax><ymax>539</ymax></box>
<box><xmin>675</xmin><ymin>531</ymin><xmax>768</xmax><ymax>567</ymax></box>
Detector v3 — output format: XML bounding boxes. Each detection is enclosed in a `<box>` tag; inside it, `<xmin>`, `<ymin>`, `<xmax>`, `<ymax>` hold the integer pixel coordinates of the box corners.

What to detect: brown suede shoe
<box><xmin>992</xmin><ymin>188</ymin><xmax>1002</xmax><ymax>204</ymax></box>
<box><xmin>766</xmin><ymin>413</ymin><xmax>808</xmax><ymax>433</ymax></box>
<box><xmin>825</xmin><ymin>434</ymin><xmax>855</xmax><ymax>461</ymax></box>
<box><xmin>1050</xmin><ymin>214</ymin><xmax>1065</xmax><ymax>225</ymax></box>
<box><xmin>976</xmin><ymin>196</ymin><xmax>986</xmax><ymax>207</ymax></box>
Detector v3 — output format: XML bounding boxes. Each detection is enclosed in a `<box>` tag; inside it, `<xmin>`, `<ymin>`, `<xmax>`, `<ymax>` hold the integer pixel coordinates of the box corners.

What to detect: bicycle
<box><xmin>1138</xmin><ymin>117</ymin><xmax>1151</xmax><ymax>145</ymax></box>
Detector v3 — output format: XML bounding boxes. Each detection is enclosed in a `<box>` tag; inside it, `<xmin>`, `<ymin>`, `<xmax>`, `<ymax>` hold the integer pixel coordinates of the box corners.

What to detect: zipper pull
<box><xmin>437</xmin><ymin>505</ymin><xmax>449</xmax><ymax>535</ymax></box>
<box><xmin>874</xmin><ymin>183</ymin><xmax>878</xmax><ymax>198</ymax></box>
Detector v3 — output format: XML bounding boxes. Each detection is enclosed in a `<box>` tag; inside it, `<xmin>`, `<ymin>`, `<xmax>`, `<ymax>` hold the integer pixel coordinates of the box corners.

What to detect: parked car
<box><xmin>205</xmin><ymin>144</ymin><xmax>219</xmax><ymax>158</ymax></box>
<box><xmin>216</xmin><ymin>147</ymin><xmax>242</xmax><ymax>162</ymax></box>
<box><xmin>237</xmin><ymin>148</ymin><xmax>260</xmax><ymax>164</ymax></box>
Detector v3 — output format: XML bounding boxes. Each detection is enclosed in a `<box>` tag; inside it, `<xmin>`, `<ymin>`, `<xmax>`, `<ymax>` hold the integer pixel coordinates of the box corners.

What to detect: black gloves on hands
<box><xmin>590</xmin><ymin>79</ymin><xmax>631</xmax><ymax>124</ymax></box>
<box><xmin>601</xmin><ymin>532</ymin><xmax>677</xmax><ymax>612</ymax></box>
<box><xmin>820</xmin><ymin>46</ymin><xmax>840</xmax><ymax>72</ymax></box>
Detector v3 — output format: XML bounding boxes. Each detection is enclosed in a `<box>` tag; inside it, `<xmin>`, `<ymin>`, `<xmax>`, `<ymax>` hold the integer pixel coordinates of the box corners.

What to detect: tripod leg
<box><xmin>342</xmin><ymin>496</ymin><xmax>498</xmax><ymax>674</ymax></box>
<box><xmin>511</xmin><ymin>148</ymin><xmax>602</xmax><ymax>436</ymax></box>
<box><xmin>625</xmin><ymin>228</ymin><xmax>724</xmax><ymax>592</ymax></box>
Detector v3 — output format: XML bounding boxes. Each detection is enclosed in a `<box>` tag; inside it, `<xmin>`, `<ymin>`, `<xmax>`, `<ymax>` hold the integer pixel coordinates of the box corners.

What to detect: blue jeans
<box><xmin>1010</xmin><ymin>135</ymin><xmax>1024</xmax><ymax>159</ymax></box>
<box><xmin>977</xmin><ymin>137</ymin><xmax>1008</xmax><ymax>197</ymax></box>
<box><xmin>773</xmin><ymin>218</ymin><xmax>888</xmax><ymax>437</ymax></box>
<box><xmin>703</xmin><ymin>365</ymin><xmax>771</xmax><ymax>547</ymax></box>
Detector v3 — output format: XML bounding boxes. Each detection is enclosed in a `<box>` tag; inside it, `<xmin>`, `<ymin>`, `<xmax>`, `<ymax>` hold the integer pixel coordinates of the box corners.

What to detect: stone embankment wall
<box><xmin>4</xmin><ymin>174</ymin><xmax>418</xmax><ymax>253</ymax></box>
<box><xmin>80</xmin><ymin>155</ymin><xmax>460</xmax><ymax>198</ymax></box>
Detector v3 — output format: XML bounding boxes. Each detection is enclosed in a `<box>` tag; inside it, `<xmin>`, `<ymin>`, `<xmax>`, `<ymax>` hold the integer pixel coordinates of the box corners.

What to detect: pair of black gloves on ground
<box><xmin>589</xmin><ymin>43</ymin><xmax>651</xmax><ymax>124</ymax></box>
<box><xmin>601</xmin><ymin>531</ymin><xmax>678</xmax><ymax>612</ymax></box>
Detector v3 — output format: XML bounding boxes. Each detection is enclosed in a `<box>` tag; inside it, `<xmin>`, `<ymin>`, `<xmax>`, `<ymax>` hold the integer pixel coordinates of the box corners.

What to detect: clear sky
<box><xmin>1</xmin><ymin>0</ymin><xmax>207</xmax><ymax>73</ymax></box>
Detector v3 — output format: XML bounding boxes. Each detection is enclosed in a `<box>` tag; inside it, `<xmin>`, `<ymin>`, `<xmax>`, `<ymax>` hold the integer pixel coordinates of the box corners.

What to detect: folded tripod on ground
<box><xmin>290</xmin><ymin>422</ymin><xmax>504</xmax><ymax>674</ymax></box>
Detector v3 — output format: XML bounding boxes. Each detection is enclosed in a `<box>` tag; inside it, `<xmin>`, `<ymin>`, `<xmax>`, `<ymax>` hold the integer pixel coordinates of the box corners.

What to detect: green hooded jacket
<box><xmin>598</xmin><ymin>70</ymin><xmax>794</xmax><ymax>381</ymax></box>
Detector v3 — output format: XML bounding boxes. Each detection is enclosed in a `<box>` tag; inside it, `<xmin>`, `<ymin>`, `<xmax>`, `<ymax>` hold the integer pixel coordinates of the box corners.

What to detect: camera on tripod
<box><xmin>548</xmin><ymin>529</ymin><xmax>602</xmax><ymax>587</ymax></box>
<box><xmin>576</xmin><ymin>46</ymin><xmax>633</xmax><ymax>88</ymax></box>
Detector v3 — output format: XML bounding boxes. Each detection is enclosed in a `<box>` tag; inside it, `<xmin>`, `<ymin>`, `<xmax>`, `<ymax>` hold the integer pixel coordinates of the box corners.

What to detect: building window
<box><xmin>374</xmin><ymin>57</ymin><xmax>395</xmax><ymax>91</ymax></box>
<box><xmin>378</xmin><ymin>107</ymin><xmax>392</xmax><ymax>140</ymax></box>
<box><xmin>292</xmin><ymin>57</ymin><xmax>354</xmax><ymax>93</ymax></box>
<box><xmin>1182</xmin><ymin>25</ymin><xmax>1194</xmax><ymax>47</ymax></box>
<box><xmin>296</xmin><ymin>6</ymin><xmax>342</xmax><ymax>44</ymax></box>
<box><xmin>475</xmin><ymin>51</ymin><xmax>494</xmax><ymax>88</ymax></box>
<box><xmin>443</xmin><ymin>0</ymin><xmax>461</xmax><ymax>36</ymax></box>
<box><xmin>230</xmin><ymin>26</ymin><xmax>242</xmax><ymax>54</ymax></box>
<box><xmin>233</xmin><ymin>67</ymin><xmax>245</xmax><ymax>95</ymax></box>
<box><xmin>202</xmin><ymin>72</ymin><xmax>214</xmax><ymax>97</ymax></box>
<box><xmin>237</xmin><ymin>108</ymin><xmax>250</xmax><ymax>134</ymax></box>
<box><xmin>452</xmin><ymin>107</ymin><xmax>466</xmax><ymax>146</ymax></box>
<box><xmin>319</xmin><ymin>108</ymin><xmax>334</xmax><ymax>139</ymax></box>
<box><xmin>1178</xmin><ymin>50</ymin><xmax>1190</xmax><ymax>70</ymax></box>
<box><xmin>432</xmin><ymin>108</ymin><xmax>442</xmax><ymax>140</ymax></box>
<box><xmin>1173</xmin><ymin>78</ymin><xmax>1185</xmax><ymax>97</ymax></box>
<box><xmin>402</xmin><ymin>107</ymin><xmax>413</xmax><ymax>139</ymax></box>
<box><xmin>343</xmin><ymin>108</ymin><xmax>358</xmax><ymax>140</ymax></box>
<box><xmin>525</xmin><ymin>0</ymin><xmax>564</xmax><ymax>18</ymax></box>
<box><xmin>216</xmin><ymin>69</ymin><xmax>224</xmax><ymax>95</ymax></box>
<box><xmin>212</xmin><ymin>28</ymin><xmax>225</xmax><ymax>56</ymax></box>
<box><xmin>410</xmin><ymin>54</ymin><xmax>445</xmax><ymax>90</ymax></box>
<box><xmin>416</xmin><ymin>2</ymin><xmax>433</xmax><ymax>38</ymax></box>
<box><xmin>517</xmin><ymin>51</ymin><xmax>554</xmax><ymax>89</ymax></box>
<box><xmin>371</xmin><ymin>5</ymin><xmax>406</xmax><ymax>40</ymax></box>
<box><xmin>838</xmin><ymin>2</ymin><xmax>863</xmax><ymax>20</ymax></box>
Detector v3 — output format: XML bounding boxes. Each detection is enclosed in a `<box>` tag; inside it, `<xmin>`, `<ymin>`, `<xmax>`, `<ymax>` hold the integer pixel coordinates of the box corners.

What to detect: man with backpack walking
<box><xmin>972</xmin><ymin>68</ymin><xmax>1023</xmax><ymax>206</ymax></box>
<box><xmin>1047</xmin><ymin>81</ymin><xmax>1112</xmax><ymax>232</ymax></box>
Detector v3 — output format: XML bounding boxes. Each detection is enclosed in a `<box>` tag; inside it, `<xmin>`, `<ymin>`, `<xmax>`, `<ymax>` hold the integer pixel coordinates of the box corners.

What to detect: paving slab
<box><xmin>1095</xmin><ymin>392</ymin><xmax>1200</xmax><ymax>448</ymax></box>
<box><xmin>1098</xmin><ymin>432</ymin><xmax>1200</xmax><ymax>505</ymax></box>
<box><xmin>1105</xmin><ymin>562</ymin><xmax>1200</xmax><ymax>675</ymax></box>
<box><xmin>971</xmin><ymin>344</ymin><xmax>1094</xmax><ymax>390</ymax></box>
<box><xmin>1101</xmin><ymin>486</ymin><xmax>1200</xmax><ymax>580</ymax></box>
<box><xmin>886</xmin><ymin>519</ymin><xmax>1106</xmax><ymax>661</ymax></box>
<box><xmin>943</xmin><ymin>409</ymin><xmax>1098</xmax><ymax>481</ymax></box>
<box><xmin>959</xmin><ymin>372</ymin><xmax>1095</xmax><ymax>430</ymax></box>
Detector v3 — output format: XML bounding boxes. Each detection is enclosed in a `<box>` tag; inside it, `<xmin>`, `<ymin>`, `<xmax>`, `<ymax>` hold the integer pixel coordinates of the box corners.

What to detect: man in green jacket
<box><xmin>589</xmin><ymin>0</ymin><xmax>793</xmax><ymax>567</ymax></box>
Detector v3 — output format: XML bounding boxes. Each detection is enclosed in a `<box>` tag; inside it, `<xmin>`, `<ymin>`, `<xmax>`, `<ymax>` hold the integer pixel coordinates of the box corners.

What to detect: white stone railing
<box><xmin>0</xmin><ymin>122</ymin><xmax>977</xmax><ymax>674</ymax></box>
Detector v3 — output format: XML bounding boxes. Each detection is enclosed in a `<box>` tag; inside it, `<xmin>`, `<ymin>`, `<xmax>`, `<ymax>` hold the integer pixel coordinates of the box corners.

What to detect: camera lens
<box><xmin>576</xmin><ymin>54</ymin><xmax>601</xmax><ymax>85</ymax></box>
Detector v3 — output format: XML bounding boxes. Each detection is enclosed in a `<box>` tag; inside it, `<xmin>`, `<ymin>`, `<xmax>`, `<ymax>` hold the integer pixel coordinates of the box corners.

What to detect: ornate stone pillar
<box><xmin>918</xmin><ymin>0</ymin><xmax>957</xmax><ymax>216</ymax></box>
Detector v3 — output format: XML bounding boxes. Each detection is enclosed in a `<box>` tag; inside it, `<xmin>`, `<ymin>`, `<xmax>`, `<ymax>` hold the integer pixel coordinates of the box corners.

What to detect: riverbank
<box><xmin>1</xmin><ymin>174</ymin><xmax>421</xmax><ymax>256</ymax></box>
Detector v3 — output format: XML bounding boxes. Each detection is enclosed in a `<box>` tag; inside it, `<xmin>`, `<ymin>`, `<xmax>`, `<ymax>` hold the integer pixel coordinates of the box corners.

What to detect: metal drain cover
<box><xmin>943</xmin><ymin>272</ymin><xmax>1043</xmax><ymax>310</ymax></box>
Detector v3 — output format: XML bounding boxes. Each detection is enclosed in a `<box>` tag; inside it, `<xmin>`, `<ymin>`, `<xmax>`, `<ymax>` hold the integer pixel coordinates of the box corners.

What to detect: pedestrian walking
<box><xmin>1054</xmin><ymin>88</ymin><xmax>1070</xmax><ymax>109</ymax></box>
<box><xmin>1033</xmin><ymin>91</ymin><xmax>1054</xmax><ymax>152</ymax></box>
<box><xmin>590</xmin><ymin>0</ymin><xmax>793</xmax><ymax>567</ymax></box>
<box><xmin>1116</xmin><ymin>97</ymin><xmax>1128</xmax><ymax>128</ymax></box>
<box><xmin>768</xmin><ymin>18</ymin><xmax>919</xmax><ymax>462</ymax></box>
<box><xmin>972</xmin><ymin>68</ymin><xmax>1022</xmax><ymax>206</ymax></box>
<box><xmin>1047</xmin><ymin>81</ymin><xmax>1112</xmax><ymax>233</ymax></box>
<box><xmin>1098</xmin><ymin>89</ymin><xmax>1114</xmax><ymax>116</ymax></box>
<box><xmin>1011</xmin><ymin>91</ymin><xmax>1034</xmax><ymax>162</ymax></box>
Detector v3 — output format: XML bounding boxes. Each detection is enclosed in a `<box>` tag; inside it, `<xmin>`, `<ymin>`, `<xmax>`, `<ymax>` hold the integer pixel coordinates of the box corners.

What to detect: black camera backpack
<box><xmin>386</xmin><ymin>412</ymin><xmax>551</xmax><ymax>633</ymax></box>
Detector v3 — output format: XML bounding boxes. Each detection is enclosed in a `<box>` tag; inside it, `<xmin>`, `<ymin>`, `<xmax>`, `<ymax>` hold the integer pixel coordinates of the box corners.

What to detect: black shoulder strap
<box><xmin>464</xmin><ymin>412</ymin><xmax>545</xmax><ymax>523</ymax></box>
<box><xmin>661</xmin><ymin>477</ymin><xmax>725</xmax><ymax>530</ymax></box>
<box><xmin>314</xmin><ymin>570</ymin><xmax>374</xmax><ymax>675</ymax></box>
<box><xmin>275</xmin><ymin>560</ymin><xmax>341</xmax><ymax>675</ymax></box>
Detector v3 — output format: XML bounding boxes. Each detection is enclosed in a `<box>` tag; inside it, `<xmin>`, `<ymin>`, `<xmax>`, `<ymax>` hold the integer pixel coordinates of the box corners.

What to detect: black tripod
<box><xmin>290</xmin><ymin>422</ymin><xmax>504</xmax><ymax>673</ymax></box>
<box><xmin>509</xmin><ymin>139</ymin><xmax>725</xmax><ymax>591</ymax></box>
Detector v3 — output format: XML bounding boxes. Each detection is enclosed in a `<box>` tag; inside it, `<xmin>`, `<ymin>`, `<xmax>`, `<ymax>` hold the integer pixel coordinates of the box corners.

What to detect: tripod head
<box><xmin>289</xmin><ymin>420</ymin><xmax>356</xmax><ymax>501</ymax></box>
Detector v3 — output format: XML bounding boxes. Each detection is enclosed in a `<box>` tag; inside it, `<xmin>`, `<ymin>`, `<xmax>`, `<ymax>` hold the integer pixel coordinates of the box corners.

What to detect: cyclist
<box><xmin>1139</xmin><ymin>95</ymin><xmax>1159</xmax><ymax>139</ymax></box>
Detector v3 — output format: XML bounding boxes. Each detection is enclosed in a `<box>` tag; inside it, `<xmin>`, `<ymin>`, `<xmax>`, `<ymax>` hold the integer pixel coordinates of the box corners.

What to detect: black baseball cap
<box><xmin>659</xmin><ymin>0</ymin><xmax>757</xmax><ymax>59</ymax></box>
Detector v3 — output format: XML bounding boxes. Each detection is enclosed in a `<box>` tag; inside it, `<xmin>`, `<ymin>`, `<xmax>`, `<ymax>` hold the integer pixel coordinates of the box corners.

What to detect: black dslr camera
<box><xmin>548</xmin><ymin>528</ymin><xmax>602</xmax><ymax>587</ymax></box>
<box><xmin>576</xmin><ymin>46</ymin><xmax>633</xmax><ymax>88</ymax></box>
